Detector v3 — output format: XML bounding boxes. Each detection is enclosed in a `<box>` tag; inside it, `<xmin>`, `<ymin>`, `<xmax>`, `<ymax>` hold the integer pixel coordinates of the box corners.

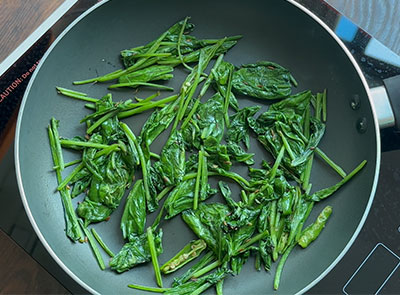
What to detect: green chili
<box><xmin>298</xmin><ymin>206</ymin><xmax>333</xmax><ymax>248</ymax></box>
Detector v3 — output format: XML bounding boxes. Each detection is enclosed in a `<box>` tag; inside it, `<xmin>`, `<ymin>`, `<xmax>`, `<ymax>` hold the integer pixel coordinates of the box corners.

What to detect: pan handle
<box><xmin>370</xmin><ymin>75</ymin><xmax>400</xmax><ymax>130</ymax></box>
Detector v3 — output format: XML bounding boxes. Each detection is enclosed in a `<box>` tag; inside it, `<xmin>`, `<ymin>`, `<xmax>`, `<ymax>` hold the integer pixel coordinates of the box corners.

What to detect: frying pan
<box><xmin>15</xmin><ymin>0</ymin><xmax>386</xmax><ymax>294</ymax></box>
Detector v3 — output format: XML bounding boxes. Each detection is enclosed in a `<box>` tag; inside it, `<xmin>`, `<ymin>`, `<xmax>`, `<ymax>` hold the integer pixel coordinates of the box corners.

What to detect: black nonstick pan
<box><xmin>15</xmin><ymin>0</ymin><xmax>389</xmax><ymax>294</ymax></box>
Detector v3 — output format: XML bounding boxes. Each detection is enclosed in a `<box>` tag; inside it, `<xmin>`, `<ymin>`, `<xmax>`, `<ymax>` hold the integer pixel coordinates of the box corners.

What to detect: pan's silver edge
<box><xmin>14</xmin><ymin>1</ymin><xmax>381</xmax><ymax>294</ymax></box>
<box><xmin>286</xmin><ymin>1</ymin><xmax>381</xmax><ymax>294</ymax></box>
<box><xmin>14</xmin><ymin>1</ymin><xmax>111</xmax><ymax>295</ymax></box>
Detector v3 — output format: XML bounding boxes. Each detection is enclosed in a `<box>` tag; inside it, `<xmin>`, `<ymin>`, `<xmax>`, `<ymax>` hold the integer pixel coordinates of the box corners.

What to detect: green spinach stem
<box><xmin>315</xmin><ymin>147</ymin><xmax>347</xmax><ymax>178</ymax></box>
<box><xmin>223</xmin><ymin>65</ymin><xmax>233</xmax><ymax>128</ymax></box>
<box><xmin>273</xmin><ymin>243</ymin><xmax>295</xmax><ymax>290</ymax></box>
<box><xmin>128</xmin><ymin>283</ymin><xmax>169</xmax><ymax>293</ymax></box>
<box><xmin>59</xmin><ymin>139</ymin><xmax>111</xmax><ymax>149</ymax></box>
<box><xmin>269</xmin><ymin>145</ymin><xmax>285</xmax><ymax>181</ymax></box>
<box><xmin>177</xmin><ymin>17</ymin><xmax>193</xmax><ymax>71</ymax></box>
<box><xmin>48</xmin><ymin>124</ymin><xmax>83</xmax><ymax>242</ymax></box>
<box><xmin>78</xmin><ymin>220</ymin><xmax>106</xmax><ymax>270</ymax></box>
<box><xmin>118</xmin><ymin>94</ymin><xmax>178</xmax><ymax>119</ymax></box>
<box><xmin>56</xmin><ymin>87</ymin><xmax>98</xmax><ymax>102</ymax></box>
<box><xmin>322</xmin><ymin>89</ymin><xmax>327</xmax><ymax>122</ymax></box>
<box><xmin>193</xmin><ymin>147</ymin><xmax>204</xmax><ymax>210</ymax></box>
<box><xmin>190</xmin><ymin>282</ymin><xmax>213</xmax><ymax>295</ymax></box>
<box><xmin>192</xmin><ymin>260</ymin><xmax>221</xmax><ymax>278</ymax></box>
<box><xmin>120</xmin><ymin>123</ymin><xmax>152</xmax><ymax>210</ymax></box>
<box><xmin>147</xmin><ymin>227</ymin><xmax>163</xmax><ymax>287</ymax></box>
<box><xmin>91</xmin><ymin>228</ymin><xmax>115</xmax><ymax>257</ymax></box>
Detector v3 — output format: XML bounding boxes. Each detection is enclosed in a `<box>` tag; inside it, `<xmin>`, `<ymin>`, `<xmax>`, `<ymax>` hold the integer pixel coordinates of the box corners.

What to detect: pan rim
<box><xmin>14</xmin><ymin>1</ymin><xmax>110</xmax><ymax>294</ymax></box>
<box><xmin>14</xmin><ymin>0</ymin><xmax>381</xmax><ymax>294</ymax></box>
<box><xmin>286</xmin><ymin>0</ymin><xmax>381</xmax><ymax>294</ymax></box>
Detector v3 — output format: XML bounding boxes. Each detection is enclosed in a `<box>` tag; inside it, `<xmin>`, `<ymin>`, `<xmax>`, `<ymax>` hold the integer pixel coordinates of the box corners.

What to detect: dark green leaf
<box><xmin>182</xmin><ymin>203</ymin><xmax>230</xmax><ymax>259</ymax></box>
<box><xmin>218</xmin><ymin>181</ymin><xmax>237</xmax><ymax>209</ymax></box>
<box><xmin>158</xmin><ymin>40</ymin><xmax>239</xmax><ymax>67</ymax></box>
<box><xmin>164</xmin><ymin>179</ymin><xmax>216</xmax><ymax>219</ymax></box>
<box><xmin>140</xmin><ymin>100</ymin><xmax>179</xmax><ymax>150</ymax></box>
<box><xmin>227</xmin><ymin>105</ymin><xmax>260</xmax><ymax>149</ymax></box>
<box><xmin>214</xmin><ymin>60</ymin><xmax>239</xmax><ymax>111</ymax></box>
<box><xmin>76</xmin><ymin>199</ymin><xmax>113</xmax><ymax>224</ymax></box>
<box><xmin>121</xmin><ymin>180</ymin><xmax>146</xmax><ymax>239</ymax></box>
<box><xmin>121</xmin><ymin>19</ymin><xmax>196</xmax><ymax>67</ymax></box>
<box><xmin>182</xmin><ymin>92</ymin><xmax>224</xmax><ymax>149</ymax></box>
<box><xmin>157</xmin><ymin>130</ymin><xmax>186</xmax><ymax>186</ymax></box>
<box><xmin>227</xmin><ymin>143</ymin><xmax>255</xmax><ymax>166</ymax></box>
<box><xmin>232</xmin><ymin>61</ymin><xmax>296</xmax><ymax>100</ymax></box>
<box><xmin>164</xmin><ymin>268</ymin><xmax>230</xmax><ymax>295</ymax></box>
<box><xmin>231</xmin><ymin>251</ymin><xmax>250</xmax><ymax>275</ymax></box>
<box><xmin>110</xmin><ymin>229</ymin><xmax>163</xmax><ymax>273</ymax></box>
<box><xmin>248</xmin><ymin>91</ymin><xmax>324</xmax><ymax>178</ymax></box>
<box><xmin>205</xmin><ymin>145</ymin><xmax>232</xmax><ymax>171</ymax></box>
<box><xmin>118</xmin><ymin>65</ymin><xmax>174</xmax><ymax>85</ymax></box>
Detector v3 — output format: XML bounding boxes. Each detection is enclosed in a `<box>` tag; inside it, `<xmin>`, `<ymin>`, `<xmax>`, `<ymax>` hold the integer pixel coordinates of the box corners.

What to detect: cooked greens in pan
<box><xmin>48</xmin><ymin>17</ymin><xmax>366</xmax><ymax>293</ymax></box>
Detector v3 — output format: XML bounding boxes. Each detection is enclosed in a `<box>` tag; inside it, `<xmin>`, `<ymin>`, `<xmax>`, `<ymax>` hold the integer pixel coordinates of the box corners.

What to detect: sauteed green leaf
<box><xmin>48</xmin><ymin>17</ymin><xmax>366</xmax><ymax>293</ymax></box>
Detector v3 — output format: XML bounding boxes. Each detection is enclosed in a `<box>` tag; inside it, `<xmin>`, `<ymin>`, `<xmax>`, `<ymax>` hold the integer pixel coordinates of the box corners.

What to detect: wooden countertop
<box><xmin>0</xmin><ymin>0</ymin><xmax>70</xmax><ymax>161</ymax></box>
<box><xmin>0</xmin><ymin>228</ymin><xmax>68</xmax><ymax>294</ymax></box>
<box><xmin>0</xmin><ymin>2</ymin><xmax>75</xmax><ymax>294</ymax></box>
<box><xmin>0</xmin><ymin>0</ymin><xmax>65</xmax><ymax>64</ymax></box>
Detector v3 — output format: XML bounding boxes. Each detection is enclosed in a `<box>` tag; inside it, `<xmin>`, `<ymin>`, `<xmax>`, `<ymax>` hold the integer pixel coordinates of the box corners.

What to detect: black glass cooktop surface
<box><xmin>0</xmin><ymin>1</ymin><xmax>399</xmax><ymax>294</ymax></box>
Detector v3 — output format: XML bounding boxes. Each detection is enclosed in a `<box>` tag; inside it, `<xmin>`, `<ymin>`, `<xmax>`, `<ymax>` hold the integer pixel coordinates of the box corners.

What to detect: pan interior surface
<box><xmin>15</xmin><ymin>0</ymin><xmax>379</xmax><ymax>294</ymax></box>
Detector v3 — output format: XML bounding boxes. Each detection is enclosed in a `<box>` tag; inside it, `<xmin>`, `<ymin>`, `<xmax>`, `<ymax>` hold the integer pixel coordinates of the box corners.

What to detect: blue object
<box><xmin>365</xmin><ymin>38</ymin><xmax>400</xmax><ymax>67</ymax></box>
<box><xmin>335</xmin><ymin>16</ymin><xmax>358</xmax><ymax>42</ymax></box>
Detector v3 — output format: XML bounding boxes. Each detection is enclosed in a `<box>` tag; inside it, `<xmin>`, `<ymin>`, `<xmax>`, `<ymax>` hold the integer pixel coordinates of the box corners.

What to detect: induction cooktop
<box><xmin>0</xmin><ymin>1</ymin><xmax>399</xmax><ymax>294</ymax></box>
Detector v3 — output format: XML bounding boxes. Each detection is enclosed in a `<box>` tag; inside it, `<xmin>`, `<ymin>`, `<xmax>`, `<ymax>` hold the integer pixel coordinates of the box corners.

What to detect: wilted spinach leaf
<box><xmin>157</xmin><ymin>130</ymin><xmax>186</xmax><ymax>186</ymax></box>
<box><xmin>110</xmin><ymin>229</ymin><xmax>163</xmax><ymax>273</ymax></box>
<box><xmin>232</xmin><ymin>61</ymin><xmax>297</xmax><ymax>100</ymax></box>
<box><xmin>121</xmin><ymin>180</ymin><xmax>146</xmax><ymax>239</ymax></box>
